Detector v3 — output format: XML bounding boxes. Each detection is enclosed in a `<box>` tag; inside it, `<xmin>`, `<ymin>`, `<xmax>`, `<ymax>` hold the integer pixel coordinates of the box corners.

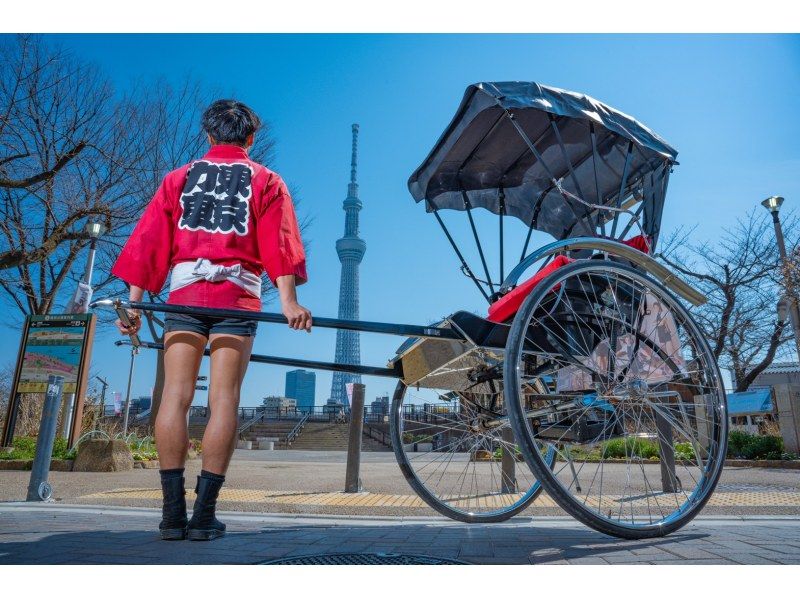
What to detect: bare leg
<box><xmin>201</xmin><ymin>333</ymin><xmax>254</xmax><ymax>475</ymax></box>
<box><xmin>155</xmin><ymin>331</ymin><xmax>207</xmax><ymax>470</ymax></box>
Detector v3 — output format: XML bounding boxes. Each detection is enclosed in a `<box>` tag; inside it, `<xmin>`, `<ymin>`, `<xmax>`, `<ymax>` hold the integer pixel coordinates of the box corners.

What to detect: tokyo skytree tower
<box><xmin>329</xmin><ymin>124</ymin><xmax>366</xmax><ymax>410</ymax></box>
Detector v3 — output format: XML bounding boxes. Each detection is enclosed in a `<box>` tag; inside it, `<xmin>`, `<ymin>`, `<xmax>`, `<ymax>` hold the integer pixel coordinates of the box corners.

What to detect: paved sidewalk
<box><xmin>3</xmin><ymin>456</ymin><xmax>799</xmax><ymax>517</ymax></box>
<box><xmin>1</xmin><ymin>503</ymin><xmax>799</xmax><ymax>565</ymax></box>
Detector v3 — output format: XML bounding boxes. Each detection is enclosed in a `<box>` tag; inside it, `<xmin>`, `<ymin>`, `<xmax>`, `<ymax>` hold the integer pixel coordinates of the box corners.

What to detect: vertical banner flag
<box><xmin>345</xmin><ymin>383</ymin><xmax>354</xmax><ymax>409</ymax></box>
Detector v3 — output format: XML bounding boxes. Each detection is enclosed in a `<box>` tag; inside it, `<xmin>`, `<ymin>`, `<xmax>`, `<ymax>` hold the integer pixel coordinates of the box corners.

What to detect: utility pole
<box><xmin>121</xmin><ymin>349</ymin><xmax>138</xmax><ymax>437</ymax></box>
<box><xmin>762</xmin><ymin>196</ymin><xmax>800</xmax><ymax>360</ymax></box>
<box><xmin>94</xmin><ymin>376</ymin><xmax>109</xmax><ymax>430</ymax></box>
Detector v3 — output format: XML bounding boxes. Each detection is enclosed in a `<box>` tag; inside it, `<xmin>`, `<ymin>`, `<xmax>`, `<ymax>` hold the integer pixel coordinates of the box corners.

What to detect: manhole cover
<box><xmin>259</xmin><ymin>552</ymin><xmax>467</xmax><ymax>565</ymax></box>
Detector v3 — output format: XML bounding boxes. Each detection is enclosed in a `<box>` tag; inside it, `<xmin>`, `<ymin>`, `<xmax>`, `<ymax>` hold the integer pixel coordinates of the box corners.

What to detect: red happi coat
<box><xmin>111</xmin><ymin>145</ymin><xmax>307</xmax><ymax>312</ymax></box>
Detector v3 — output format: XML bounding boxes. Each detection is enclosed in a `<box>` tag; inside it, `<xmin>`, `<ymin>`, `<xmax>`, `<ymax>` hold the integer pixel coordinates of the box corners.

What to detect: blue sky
<box><xmin>5</xmin><ymin>34</ymin><xmax>800</xmax><ymax>406</ymax></box>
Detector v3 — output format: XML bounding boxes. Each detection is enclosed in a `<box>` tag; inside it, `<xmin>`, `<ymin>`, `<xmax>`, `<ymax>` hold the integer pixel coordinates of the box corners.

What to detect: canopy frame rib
<box><xmin>462</xmin><ymin>191</ymin><xmax>495</xmax><ymax>295</ymax></box>
<box><xmin>499</xmin><ymin>115</ymin><xmax>563</xmax><ymax>188</ymax></box>
<box><xmin>610</xmin><ymin>141</ymin><xmax>635</xmax><ymax>239</ymax></box>
<box><xmin>651</xmin><ymin>161</ymin><xmax>672</xmax><ymax>250</ymax></box>
<box><xmin>429</xmin><ymin>199</ymin><xmax>492</xmax><ymax>304</ymax></box>
<box><xmin>519</xmin><ymin>209</ymin><xmax>537</xmax><ymax>264</ymax></box>
<box><xmin>504</xmin><ymin>110</ymin><xmax>595</xmax><ymax>238</ymax></box>
<box><xmin>619</xmin><ymin>200</ymin><xmax>646</xmax><ymax>241</ymax></box>
<box><xmin>549</xmin><ymin>114</ymin><xmax>598</xmax><ymax>233</ymax></box>
<box><xmin>589</xmin><ymin>123</ymin><xmax>606</xmax><ymax>237</ymax></box>
<box><xmin>499</xmin><ymin>187</ymin><xmax>505</xmax><ymax>285</ymax></box>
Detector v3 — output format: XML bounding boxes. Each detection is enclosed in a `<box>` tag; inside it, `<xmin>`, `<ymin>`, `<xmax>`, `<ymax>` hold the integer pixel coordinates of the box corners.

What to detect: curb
<box><xmin>725</xmin><ymin>459</ymin><xmax>800</xmax><ymax>469</ymax></box>
<box><xmin>0</xmin><ymin>459</ymin><xmax>74</xmax><ymax>471</ymax></box>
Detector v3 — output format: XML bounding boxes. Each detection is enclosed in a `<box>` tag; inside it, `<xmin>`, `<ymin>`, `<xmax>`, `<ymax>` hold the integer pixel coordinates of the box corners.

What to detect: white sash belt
<box><xmin>170</xmin><ymin>258</ymin><xmax>262</xmax><ymax>299</ymax></box>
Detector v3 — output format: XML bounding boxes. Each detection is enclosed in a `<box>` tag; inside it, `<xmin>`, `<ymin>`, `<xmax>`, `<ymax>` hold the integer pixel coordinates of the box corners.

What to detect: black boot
<box><xmin>187</xmin><ymin>470</ymin><xmax>226</xmax><ymax>541</ymax></box>
<box><xmin>159</xmin><ymin>469</ymin><xmax>188</xmax><ymax>540</ymax></box>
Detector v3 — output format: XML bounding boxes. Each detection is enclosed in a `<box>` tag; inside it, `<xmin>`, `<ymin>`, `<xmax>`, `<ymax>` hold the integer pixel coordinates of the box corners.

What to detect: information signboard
<box><xmin>2</xmin><ymin>313</ymin><xmax>96</xmax><ymax>447</ymax></box>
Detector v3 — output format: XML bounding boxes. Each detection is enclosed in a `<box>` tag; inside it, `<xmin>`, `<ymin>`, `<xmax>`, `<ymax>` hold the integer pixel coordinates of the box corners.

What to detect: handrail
<box><xmin>285</xmin><ymin>413</ymin><xmax>310</xmax><ymax>448</ymax></box>
<box><xmin>237</xmin><ymin>411</ymin><xmax>266</xmax><ymax>439</ymax></box>
<box><xmin>501</xmin><ymin>236</ymin><xmax>708</xmax><ymax>307</ymax></box>
<box><xmin>363</xmin><ymin>424</ymin><xmax>392</xmax><ymax>448</ymax></box>
<box><xmin>132</xmin><ymin>408</ymin><xmax>151</xmax><ymax>422</ymax></box>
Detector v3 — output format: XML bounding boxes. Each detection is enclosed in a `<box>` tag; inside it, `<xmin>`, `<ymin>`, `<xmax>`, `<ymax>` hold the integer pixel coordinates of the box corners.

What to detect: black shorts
<box><xmin>163</xmin><ymin>312</ymin><xmax>258</xmax><ymax>337</ymax></box>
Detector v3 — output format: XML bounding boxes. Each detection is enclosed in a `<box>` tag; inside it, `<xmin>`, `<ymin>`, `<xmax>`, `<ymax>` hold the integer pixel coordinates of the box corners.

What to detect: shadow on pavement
<box><xmin>0</xmin><ymin>521</ymin><xmax>710</xmax><ymax>565</ymax></box>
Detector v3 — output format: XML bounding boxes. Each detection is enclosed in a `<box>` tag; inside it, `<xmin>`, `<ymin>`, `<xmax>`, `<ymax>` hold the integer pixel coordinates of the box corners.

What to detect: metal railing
<box><xmin>91</xmin><ymin>402</ymin><xmax>463</xmax><ymax>427</ymax></box>
<box><xmin>189</xmin><ymin>406</ymin><xmax>210</xmax><ymax>419</ymax></box>
<box><xmin>285</xmin><ymin>413</ymin><xmax>310</xmax><ymax>448</ymax></box>
<box><xmin>363</xmin><ymin>424</ymin><xmax>392</xmax><ymax>448</ymax></box>
<box><xmin>237</xmin><ymin>411</ymin><xmax>267</xmax><ymax>438</ymax></box>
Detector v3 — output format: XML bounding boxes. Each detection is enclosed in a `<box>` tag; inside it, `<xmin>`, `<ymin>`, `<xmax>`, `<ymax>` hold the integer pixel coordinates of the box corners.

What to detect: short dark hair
<box><xmin>201</xmin><ymin>99</ymin><xmax>261</xmax><ymax>146</ymax></box>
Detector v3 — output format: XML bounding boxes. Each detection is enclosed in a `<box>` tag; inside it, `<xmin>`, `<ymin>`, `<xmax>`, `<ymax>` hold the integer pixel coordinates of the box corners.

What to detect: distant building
<box><xmin>323</xmin><ymin>398</ymin><xmax>346</xmax><ymax>419</ymax></box>
<box><xmin>748</xmin><ymin>362</ymin><xmax>800</xmax><ymax>388</ymax></box>
<box><xmin>726</xmin><ymin>387</ymin><xmax>776</xmax><ymax>434</ymax></box>
<box><xmin>262</xmin><ymin>396</ymin><xmax>297</xmax><ymax>412</ymax></box>
<box><xmin>130</xmin><ymin>396</ymin><xmax>151</xmax><ymax>411</ymax></box>
<box><xmin>285</xmin><ymin>369</ymin><xmax>316</xmax><ymax>412</ymax></box>
<box><xmin>370</xmin><ymin>394</ymin><xmax>390</xmax><ymax>415</ymax></box>
<box><xmin>738</xmin><ymin>362</ymin><xmax>800</xmax><ymax>453</ymax></box>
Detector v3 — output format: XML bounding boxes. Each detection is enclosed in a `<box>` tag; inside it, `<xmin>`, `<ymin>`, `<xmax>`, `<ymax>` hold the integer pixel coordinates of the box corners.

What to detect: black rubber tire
<box><xmin>389</xmin><ymin>380</ymin><xmax>551</xmax><ymax>523</ymax></box>
<box><xmin>504</xmin><ymin>260</ymin><xmax>728</xmax><ymax>539</ymax></box>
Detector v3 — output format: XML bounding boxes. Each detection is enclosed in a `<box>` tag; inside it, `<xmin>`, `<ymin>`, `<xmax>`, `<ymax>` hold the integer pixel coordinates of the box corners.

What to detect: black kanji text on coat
<box><xmin>179</xmin><ymin>161</ymin><xmax>252</xmax><ymax>235</ymax></box>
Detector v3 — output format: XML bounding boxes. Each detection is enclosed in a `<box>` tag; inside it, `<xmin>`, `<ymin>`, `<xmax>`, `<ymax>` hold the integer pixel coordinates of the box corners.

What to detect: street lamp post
<box><xmin>67</xmin><ymin>221</ymin><xmax>107</xmax><ymax>314</ymax></box>
<box><xmin>60</xmin><ymin>221</ymin><xmax>107</xmax><ymax>438</ymax></box>
<box><xmin>762</xmin><ymin>196</ymin><xmax>800</xmax><ymax>360</ymax></box>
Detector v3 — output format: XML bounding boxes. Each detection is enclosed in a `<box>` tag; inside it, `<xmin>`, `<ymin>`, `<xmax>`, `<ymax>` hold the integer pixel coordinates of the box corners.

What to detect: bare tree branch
<box><xmin>659</xmin><ymin>208</ymin><xmax>798</xmax><ymax>391</ymax></box>
<box><xmin>0</xmin><ymin>141</ymin><xmax>86</xmax><ymax>189</ymax></box>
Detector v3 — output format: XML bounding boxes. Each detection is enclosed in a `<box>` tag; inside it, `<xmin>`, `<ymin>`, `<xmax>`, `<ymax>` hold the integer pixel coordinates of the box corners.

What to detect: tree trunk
<box><xmin>735</xmin><ymin>321</ymin><xmax>786</xmax><ymax>392</ymax></box>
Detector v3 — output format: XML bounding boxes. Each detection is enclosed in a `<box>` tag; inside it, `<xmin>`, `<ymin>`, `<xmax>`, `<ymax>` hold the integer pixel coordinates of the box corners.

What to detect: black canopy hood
<box><xmin>408</xmin><ymin>82</ymin><xmax>678</xmax><ymax>241</ymax></box>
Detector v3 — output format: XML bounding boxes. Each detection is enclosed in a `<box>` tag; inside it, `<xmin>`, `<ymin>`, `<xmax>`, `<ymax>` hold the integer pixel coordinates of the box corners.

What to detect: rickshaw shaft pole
<box><xmin>99</xmin><ymin>300</ymin><xmax>462</xmax><ymax>341</ymax></box>
<box><xmin>115</xmin><ymin>339</ymin><xmax>402</xmax><ymax>379</ymax></box>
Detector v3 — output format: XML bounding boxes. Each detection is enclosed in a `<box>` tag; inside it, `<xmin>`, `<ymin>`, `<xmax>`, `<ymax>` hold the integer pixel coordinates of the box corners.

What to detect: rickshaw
<box><xmin>95</xmin><ymin>81</ymin><xmax>728</xmax><ymax>540</ymax></box>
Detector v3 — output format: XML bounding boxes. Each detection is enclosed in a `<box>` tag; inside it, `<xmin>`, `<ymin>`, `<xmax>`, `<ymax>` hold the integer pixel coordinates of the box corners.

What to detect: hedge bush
<box><xmin>602</xmin><ymin>437</ymin><xmax>660</xmax><ymax>459</ymax></box>
<box><xmin>727</xmin><ymin>430</ymin><xmax>783</xmax><ymax>460</ymax></box>
<box><xmin>0</xmin><ymin>436</ymin><xmax>76</xmax><ymax>460</ymax></box>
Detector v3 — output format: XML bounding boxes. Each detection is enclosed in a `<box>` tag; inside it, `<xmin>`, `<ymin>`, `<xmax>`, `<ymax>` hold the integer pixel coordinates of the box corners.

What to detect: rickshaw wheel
<box><xmin>504</xmin><ymin>260</ymin><xmax>728</xmax><ymax>539</ymax></box>
<box><xmin>389</xmin><ymin>380</ymin><xmax>555</xmax><ymax>523</ymax></box>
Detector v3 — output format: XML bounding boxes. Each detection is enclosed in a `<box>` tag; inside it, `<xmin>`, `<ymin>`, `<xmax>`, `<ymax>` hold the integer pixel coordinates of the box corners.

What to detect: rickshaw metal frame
<box><xmin>500</xmin><ymin>236</ymin><xmax>708</xmax><ymax>307</ymax></box>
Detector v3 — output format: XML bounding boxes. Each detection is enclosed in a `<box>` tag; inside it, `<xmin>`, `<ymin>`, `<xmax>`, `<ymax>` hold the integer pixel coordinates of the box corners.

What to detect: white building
<box><xmin>262</xmin><ymin>396</ymin><xmax>297</xmax><ymax>411</ymax></box>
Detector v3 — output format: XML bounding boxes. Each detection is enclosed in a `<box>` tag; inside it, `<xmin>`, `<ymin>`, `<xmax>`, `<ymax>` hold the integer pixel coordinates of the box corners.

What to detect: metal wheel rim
<box><xmin>390</xmin><ymin>381</ymin><xmax>554</xmax><ymax>520</ymax></box>
<box><xmin>505</xmin><ymin>261</ymin><xmax>727</xmax><ymax>532</ymax></box>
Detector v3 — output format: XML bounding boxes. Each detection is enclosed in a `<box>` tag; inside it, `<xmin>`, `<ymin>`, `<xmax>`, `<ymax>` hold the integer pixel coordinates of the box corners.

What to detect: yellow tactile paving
<box><xmin>80</xmin><ymin>487</ymin><xmax>800</xmax><ymax>508</ymax></box>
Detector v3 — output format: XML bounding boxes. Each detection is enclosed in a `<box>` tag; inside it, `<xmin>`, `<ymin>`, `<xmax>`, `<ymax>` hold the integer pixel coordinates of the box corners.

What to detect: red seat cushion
<box><xmin>621</xmin><ymin>234</ymin><xmax>651</xmax><ymax>254</ymax></box>
<box><xmin>487</xmin><ymin>255</ymin><xmax>574</xmax><ymax>323</ymax></box>
<box><xmin>486</xmin><ymin>235</ymin><xmax>651</xmax><ymax>323</ymax></box>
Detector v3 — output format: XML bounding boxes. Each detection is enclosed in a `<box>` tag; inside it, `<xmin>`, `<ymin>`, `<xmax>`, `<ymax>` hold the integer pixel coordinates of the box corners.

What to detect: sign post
<box><xmin>26</xmin><ymin>375</ymin><xmax>64</xmax><ymax>502</ymax></box>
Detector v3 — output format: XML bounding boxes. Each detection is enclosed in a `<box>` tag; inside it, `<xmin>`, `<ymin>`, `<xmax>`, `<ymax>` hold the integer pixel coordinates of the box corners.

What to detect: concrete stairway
<box><xmin>187</xmin><ymin>423</ymin><xmax>208</xmax><ymax>440</ymax></box>
<box><xmin>287</xmin><ymin>422</ymin><xmax>390</xmax><ymax>452</ymax></box>
<box><xmin>240</xmin><ymin>421</ymin><xmax>300</xmax><ymax>448</ymax></box>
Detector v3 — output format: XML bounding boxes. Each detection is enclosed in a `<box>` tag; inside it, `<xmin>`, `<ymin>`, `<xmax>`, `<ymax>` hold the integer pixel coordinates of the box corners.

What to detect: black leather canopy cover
<box><xmin>408</xmin><ymin>82</ymin><xmax>678</xmax><ymax>241</ymax></box>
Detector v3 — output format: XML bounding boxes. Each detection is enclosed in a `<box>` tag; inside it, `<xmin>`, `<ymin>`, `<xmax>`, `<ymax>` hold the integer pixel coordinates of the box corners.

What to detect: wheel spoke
<box><xmin>504</xmin><ymin>261</ymin><xmax>727</xmax><ymax>536</ymax></box>
<box><xmin>391</xmin><ymin>382</ymin><xmax>549</xmax><ymax>520</ymax></box>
